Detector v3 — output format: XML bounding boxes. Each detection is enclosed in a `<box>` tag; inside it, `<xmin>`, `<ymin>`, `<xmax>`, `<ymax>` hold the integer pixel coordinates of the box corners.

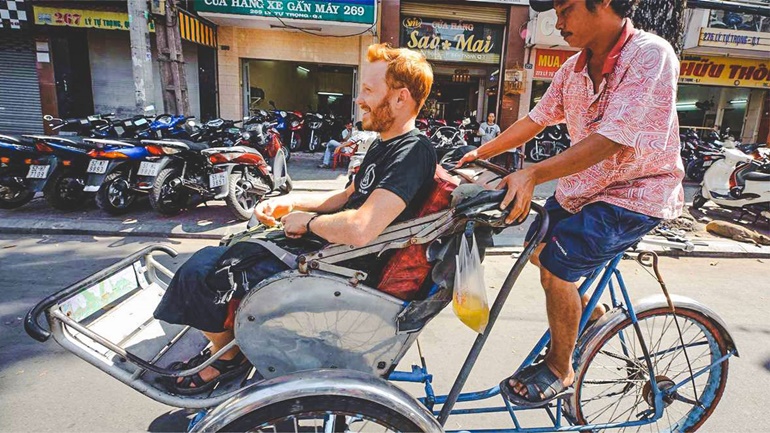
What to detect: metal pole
<box><xmin>128</xmin><ymin>0</ymin><xmax>156</xmax><ymax>113</ymax></box>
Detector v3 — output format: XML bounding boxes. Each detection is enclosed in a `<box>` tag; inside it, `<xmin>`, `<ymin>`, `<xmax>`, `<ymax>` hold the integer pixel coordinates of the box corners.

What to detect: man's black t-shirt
<box><xmin>345</xmin><ymin>129</ymin><xmax>437</xmax><ymax>221</ymax></box>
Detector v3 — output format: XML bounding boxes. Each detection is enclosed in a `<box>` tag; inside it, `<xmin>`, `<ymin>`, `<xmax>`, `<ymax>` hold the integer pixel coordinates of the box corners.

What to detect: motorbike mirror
<box><xmin>269</xmin><ymin>100</ymin><xmax>276</xmax><ymax>108</ymax></box>
<box><xmin>43</xmin><ymin>115</ymin><xmax>53</xmax><ymax>121</ymax></box>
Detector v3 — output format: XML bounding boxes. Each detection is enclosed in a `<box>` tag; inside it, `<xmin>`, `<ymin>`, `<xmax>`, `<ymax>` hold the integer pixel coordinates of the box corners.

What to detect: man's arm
<box><xmin>498</xmin><ymin>133</ymin><xmax>624</xmax><ymax>223</ymax></box>
<box><xmin>253</xmin><ymin>184</ymin><xmax>354</xmax><ymax>226</ymax></box>
<box><xmin>282</xmin><ymin>189</ymin><xmax>407</xmax><ymax>247</ymax></box>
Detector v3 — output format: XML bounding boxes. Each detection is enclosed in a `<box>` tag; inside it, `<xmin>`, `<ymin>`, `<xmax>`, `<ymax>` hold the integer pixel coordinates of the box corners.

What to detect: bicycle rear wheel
<box><xmin>218</xmin><ymin>395</ymin><xmax>424</xmax><ymax>432</ymax></box>
<box><xmin>573</xmin><ymin>307</ymin><xmax>729</xmax><ymax>432</ymax></box>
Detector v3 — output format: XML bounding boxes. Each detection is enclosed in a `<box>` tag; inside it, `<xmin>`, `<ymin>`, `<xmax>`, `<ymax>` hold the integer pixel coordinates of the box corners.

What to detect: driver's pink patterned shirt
<box><xmin>529</xmin><ymin>20</ymin><xmax>684</xmax><ymax>219</ymax></box>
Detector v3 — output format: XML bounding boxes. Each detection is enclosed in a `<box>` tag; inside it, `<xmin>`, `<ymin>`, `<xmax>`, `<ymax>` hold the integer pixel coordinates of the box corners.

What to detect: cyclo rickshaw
<box><xmin>25</xmin><ymin>161</ymin><xmax>736</xmax><ymax>432</ymax></box>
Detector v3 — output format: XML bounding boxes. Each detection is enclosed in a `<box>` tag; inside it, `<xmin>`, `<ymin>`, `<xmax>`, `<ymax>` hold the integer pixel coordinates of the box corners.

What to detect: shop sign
<box><xmin>400</xmin><ymin>16</ymin><xmax>504</xmax><ymax>65</ymax></box>
<box><xmin>34</xmin><ymin>6</ymin><xmax>155</xmax><ymax>32</ymax></box>
<box><xmin>533</xmin><ymin>49</ymin><xmax>576</xmax><ymax>79</ymax></box>
<box><xmin>195</xmin><ymin>0</ymin><xmax>376</xmax><ymax>25</ymax></box>
<box><xmin>680</xmin><ymin>55</ymin><xmax>770</xmax><ymax>89</ymax></box>
<box><xmin>699</xmin><ymin>28</ymin><xmax>769</xmax><ymax>51</ymax></box>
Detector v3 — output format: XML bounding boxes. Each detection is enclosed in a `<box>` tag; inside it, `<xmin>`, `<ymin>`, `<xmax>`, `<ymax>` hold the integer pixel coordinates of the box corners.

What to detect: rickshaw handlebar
<box><xmin>24</xmin><ymin>245</ymin><xmax>178</xmax><ymax>343</ymax></box>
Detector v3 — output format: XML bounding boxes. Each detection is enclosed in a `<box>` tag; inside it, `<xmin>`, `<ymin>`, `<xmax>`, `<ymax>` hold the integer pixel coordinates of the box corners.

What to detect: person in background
<box><xmin>319</xmin><ymin>121</ymin><xmax>354</xmax><ymax>168</ymax></box>
<box><xmin>479</xmin><ymin>112</ymin><xmax>501</xmax><ymax>145</ymax></box>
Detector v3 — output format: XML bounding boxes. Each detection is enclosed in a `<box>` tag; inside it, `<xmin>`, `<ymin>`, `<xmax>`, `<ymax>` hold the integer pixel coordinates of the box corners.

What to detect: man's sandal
<box><xmin>499</xmin><ymin>362</ymin><xmax>574</xmax><ymax>408</ymax></box>
<box><xmin>164</xmin><ymin>349</ymin><xmax>251</xmax><ymax>396</ymax></box>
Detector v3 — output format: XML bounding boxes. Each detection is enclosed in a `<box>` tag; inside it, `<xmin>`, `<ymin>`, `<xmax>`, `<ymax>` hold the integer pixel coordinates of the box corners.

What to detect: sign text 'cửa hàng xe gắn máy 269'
<box><xmin>195</xmin><ymin>0</ymin><xmax>375</xmax><ymax>25</ymax></box>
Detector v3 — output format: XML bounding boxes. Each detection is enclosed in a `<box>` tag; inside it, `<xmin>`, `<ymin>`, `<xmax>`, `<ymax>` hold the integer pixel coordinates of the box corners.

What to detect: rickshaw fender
<box><xmin>575</xmin><ymin>294</ymin><xmax>738</xmax><ymax>365</ymax></box>
<box><xmin>188</xmin><ymin>369</ymin><xmax>443</xmax><ymax>432</ymax></box>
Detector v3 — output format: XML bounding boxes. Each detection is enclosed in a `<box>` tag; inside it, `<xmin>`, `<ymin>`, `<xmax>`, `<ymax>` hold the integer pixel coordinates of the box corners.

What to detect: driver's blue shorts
<box><xmin>525</xmin><ymin>196</ymin><xmax>661</xmax><ymax>283</ymax></box>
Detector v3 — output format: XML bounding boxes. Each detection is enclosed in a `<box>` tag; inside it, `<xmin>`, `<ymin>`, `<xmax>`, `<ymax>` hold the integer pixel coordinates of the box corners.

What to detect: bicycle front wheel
<box><xmin>218</xmin><ymin>395</ymin><xmax>425</xmax><ymax>432</ymax></box>
<box><xmin>573</xmin><ymin>307</ymin><xmax>729</xmax><ymax>432</ymax></box>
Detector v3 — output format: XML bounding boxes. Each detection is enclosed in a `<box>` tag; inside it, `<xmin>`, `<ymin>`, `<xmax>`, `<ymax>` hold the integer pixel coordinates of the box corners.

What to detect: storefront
<box><xmin>195</xmin><ymin>0</ymin><xmax>377</xmax><ymax>125</ymax></box>
<box><xmin>0</xmin><ymin>0</ymin><xmax>44</xmax><ymax>134</ymax></box>
<box><xmin>32</xmin><ymin>3</ymin><xmax>215</xmax><ymax>120</ymax></box>
<box><xmin>398</xmin><ymin>2</ymin><xmax>508</xmax><ymax>123</ymax></box>
<box><xmin>527</xmin><ymin>47</ymin><xmax>578</xmax><ymax>110</ymax></box>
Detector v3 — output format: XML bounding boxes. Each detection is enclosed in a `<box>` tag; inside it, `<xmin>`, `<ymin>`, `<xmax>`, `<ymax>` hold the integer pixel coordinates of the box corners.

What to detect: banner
<box><xmin>195</xmin><ymin>0</ymin><xmax>376</xmax><ymax>25</ymax></box>
<box><xmin>34</xmin><ymin>6</ymin><xmax>155</xmax><ymax>32</ymax></box>
<box><xmin>680</xmin><ymin>55</ymin><xmax>770</xmax><ymax>89</ymax></box>
<box><xmin>400</xmin><ymin>16</ymin><xmax>504</xmax><ymax>64</ymax></box>
<box><xmin>533</xmin><ymin>49</ymin><xmax>577</xmax><ymax>79</ymax></box>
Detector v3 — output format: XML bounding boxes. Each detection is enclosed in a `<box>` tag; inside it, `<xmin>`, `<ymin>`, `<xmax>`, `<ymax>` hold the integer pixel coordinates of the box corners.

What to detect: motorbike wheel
<box><xmin>528</xmin><ymin>143</ymin><xmax>548</xmax><ymax>162</ymax></box>
<box><xmin>217</xmin><ymin>395</ymin><xmax>424</xmax><ymax>432</ymax></box>
<box><xmin>307</xmin><ymin>134</ymin><xmax>320</xmax><ymax>152</ymax></box>
<box><xmin>553</xmin><ymin>143</ymin><xmax>568</xmax><ymax>155</ymax></box>
<box><xmin>43</xmin><ymin>169</ymin><xmax>87</xmax><ymax>211</ymax></box>
<box><xmin>289</xmin><ymin>134</ymin><xmax>301</xmax><ymax>151</ymax></box>
<box><xmin>0</xmin><ymin>184</ymin><xmax>35</xmax><ymax>209</ymax></box>
<box><xmin>692</xmin><ymin>191</ymin><xmax>708</xmax><ymax>210</ymax></box>
<box><xmin>278</xmin><ymin>177</ymin><xmax>293</xmax><ymax>195</ymax></box>
<box><xmin>95</xmin><ymin>171</ymin><xmax>137</xmax><ymax>215</ymax></box>
<box><xmin>282</xmin><ymin>145</ymin><xmax>291</xmax><ymax>162</ymax></box>
<box><xmin>149</xmin><ymin>166</ymin><xmax>188</xmax><ymax>215</ymax></box>
<box><xmin>686</xmin><ymin>159</ymin><xmax>705</xmax><ymax>183</ymax></box>
<box><xmin>225</xmin><ymin>172</ymin><xmax>263</xmax><ymax>221</ymax></box>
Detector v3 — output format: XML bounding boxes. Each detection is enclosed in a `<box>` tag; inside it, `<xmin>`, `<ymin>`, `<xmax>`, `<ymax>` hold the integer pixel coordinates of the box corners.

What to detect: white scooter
<box><xmin>693</xmin><ymin>138</ymin><xmax>770</xmax><ymax>220</ymax></box>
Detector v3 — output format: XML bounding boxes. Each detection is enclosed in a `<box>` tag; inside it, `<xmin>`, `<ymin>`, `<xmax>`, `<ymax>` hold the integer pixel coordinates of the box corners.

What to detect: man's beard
<box><xmin>362</xmin><ymin>98</ymin><xmax>395</xmax><ymax>133</ymax></box>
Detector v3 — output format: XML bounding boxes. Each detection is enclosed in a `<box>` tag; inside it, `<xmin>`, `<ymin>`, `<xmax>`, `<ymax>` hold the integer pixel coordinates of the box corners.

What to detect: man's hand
<box><xmin>254</xmin><ymin>196</ymin><xmax>295</xmax><ymax>227</ymax></box>
<box><xmin>456</xmin><ymin>149</ymin><xmax>479</xmax><ymax>168</ymax></box>
<box><xmin>281</xmin><ymin>211</ymin><xmax>315</xmax><ymax>238</ymax></box>
<box><xmin>496</xmin><ymin>169</ymin><xmax>537</xmax><ymax>224</ymax></box>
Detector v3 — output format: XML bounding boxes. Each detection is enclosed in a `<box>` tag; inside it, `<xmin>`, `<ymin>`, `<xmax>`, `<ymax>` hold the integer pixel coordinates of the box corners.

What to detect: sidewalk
<box><xmin>1</xmin><ymin>152</ymin><xmax>768</xmax><ymax>258</ymax></box>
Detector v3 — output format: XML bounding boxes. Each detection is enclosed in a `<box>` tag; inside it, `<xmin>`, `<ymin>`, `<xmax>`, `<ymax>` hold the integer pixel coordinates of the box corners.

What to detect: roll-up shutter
<box><xmin>401</xmin><ymin>2</ymin><xmax>508</xmax><ymax>25</ymax></box>
<box><xmin>0</xmin><ymin>33</ymin><xmax>43</xmax><ymax>134</ymax></box>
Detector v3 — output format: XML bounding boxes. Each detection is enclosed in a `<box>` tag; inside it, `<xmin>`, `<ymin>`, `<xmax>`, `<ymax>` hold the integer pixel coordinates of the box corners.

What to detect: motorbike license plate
<box><xmin>87</xmin><ymin>159</ymin><xmax>109</xmax><ymax>174</ymax></box>
<box><xmin>137</xmin><ymin>161</ymin><xmax>161</xmax><ymax>177</ymax></box>
<box><xmin>26</xmin><ymin>165</ymin><xmax>50</xmax><ymax>179</ymax></box>
<box><xmin>209</xmin><ymin>172</ymin><xmax>228</xmax><ymax>188</ymax></box>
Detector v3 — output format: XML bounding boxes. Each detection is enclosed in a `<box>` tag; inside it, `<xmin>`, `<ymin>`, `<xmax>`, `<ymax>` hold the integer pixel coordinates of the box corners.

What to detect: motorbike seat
<box><xmin>23</xmin><ymin>135</ymin><xmax>100</xmax><ymax>150</ymax></box>
<box><xmin>141</xmin><ymin>139</ymin><xmax>209</xmax><ymax>152</ymax></box>
<box><xmin>744</xmin><ymin>171</ymin><xmax>770</xmax><ymax>182</ymax></box>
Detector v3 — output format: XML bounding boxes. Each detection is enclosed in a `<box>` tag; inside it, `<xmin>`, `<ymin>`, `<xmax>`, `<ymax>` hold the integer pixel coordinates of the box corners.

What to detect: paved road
<box><xmin>1</xmin><ymin>234</ymin><xmax>768</xmax><ymax>432</ymax></box>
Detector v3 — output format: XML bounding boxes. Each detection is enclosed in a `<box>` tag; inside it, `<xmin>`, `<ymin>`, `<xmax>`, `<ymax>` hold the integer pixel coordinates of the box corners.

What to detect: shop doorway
<box><xmin>242</xmin><ymin>59</ymin><xmax>356</xmax><ymax>121</ymax></box>
<box><xmin>50</xmin><ymin>29</ymin><xmax>94</xmax><ymax>119</ymax></box>
<box><xmin>423</xmin><ymin>64</ymin><xmax>500</xmax><ymax>125</ymax></box>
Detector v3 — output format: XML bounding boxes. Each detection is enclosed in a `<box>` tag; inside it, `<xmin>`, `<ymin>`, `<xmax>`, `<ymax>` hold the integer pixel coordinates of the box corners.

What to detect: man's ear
<box><xmin>395</xmin><ymin>88</ymin><xmax>413</xmax><ymax>110</ymax></box>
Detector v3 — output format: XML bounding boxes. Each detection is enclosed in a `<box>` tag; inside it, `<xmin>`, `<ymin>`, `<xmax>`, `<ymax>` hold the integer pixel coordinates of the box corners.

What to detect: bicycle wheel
<box><xmin>218</xmin><ymin>395</ymin><xmax>424</xmax><ymax>432</ymax></box>
<box><xmin>573</xmin><ymin>307</ymin><xmax>729</xmax><ymax>432</ymax></box>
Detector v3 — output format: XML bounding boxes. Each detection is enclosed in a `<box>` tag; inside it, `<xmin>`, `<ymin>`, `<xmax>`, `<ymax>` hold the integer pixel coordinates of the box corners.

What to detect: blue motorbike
<box><xmin>0</xmin><ymin>134</ymin><xmax>58</xmax><ymax>209</ymax></box>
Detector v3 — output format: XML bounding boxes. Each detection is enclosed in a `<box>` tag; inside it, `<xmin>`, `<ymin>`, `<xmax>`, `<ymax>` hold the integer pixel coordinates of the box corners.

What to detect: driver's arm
<box><xmin>306</xmin><ymin>188</ymin><xmax>406</xmax><ymax>247</ymax></box>
<box><xmin>475</xmin><ymin>116</ymin><xmax>544</xmax><ymax>160</ymax></box>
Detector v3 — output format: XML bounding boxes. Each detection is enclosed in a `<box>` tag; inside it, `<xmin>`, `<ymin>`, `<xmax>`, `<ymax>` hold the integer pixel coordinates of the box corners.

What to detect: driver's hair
<box><xmin>367</xmin><ymin>43</ymin><xmax>433</xmax><ymax>114</ymax></box>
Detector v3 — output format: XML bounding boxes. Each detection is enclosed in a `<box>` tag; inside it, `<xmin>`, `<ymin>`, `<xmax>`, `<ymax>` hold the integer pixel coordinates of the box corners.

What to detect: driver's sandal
<box><xmin>499</xmin><ymin>362</ymin><xmax>574</xmax><ymax>408</ymax></box>
<box><xmin>164</xmin><ymin>350</ymin><xmax>251</xmax><ymax>396</ymax></box>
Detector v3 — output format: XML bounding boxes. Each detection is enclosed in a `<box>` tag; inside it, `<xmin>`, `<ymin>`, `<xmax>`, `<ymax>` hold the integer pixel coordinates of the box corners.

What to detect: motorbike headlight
<box><xmin>242</xmin><ymin>132</ymin><xmax>252</xmax><ymax>141</ymax></box>
<box><xmin>280</xmin><ymin>111</ymin><xmax>287</xmax><ymax>117</ymax></box>
<box><xmin>291</xmin><ymin>120</ymin><xmax>300</xmax><ymax>128</ymax></box>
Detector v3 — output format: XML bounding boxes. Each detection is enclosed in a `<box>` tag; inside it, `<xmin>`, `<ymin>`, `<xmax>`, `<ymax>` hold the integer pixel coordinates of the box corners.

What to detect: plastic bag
<box><xmin>452</xmin><ymin>233</ymin><xmax>490</xmax><ymax>333</ymax></box>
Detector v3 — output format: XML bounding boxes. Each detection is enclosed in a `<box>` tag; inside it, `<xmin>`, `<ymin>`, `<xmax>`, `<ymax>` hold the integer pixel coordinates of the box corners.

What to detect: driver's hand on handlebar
<box><xmin>281</xmin><ymin>211</ymin><xmax>315</xmax><ymax>239</ymax></box>
<box><xmin>254</xmin><ymin>197</ymin><xmax>294</xmax><ymax>227</ymax></box>
<box><xmin>456</xmin><ymin>149</ymin><xmax>479</xmax><ymax>168</ymax></box>
<box><xmin>496</xmin><ymin>169</ymin><xmax>536</xmax><ymax>224</ymax></box>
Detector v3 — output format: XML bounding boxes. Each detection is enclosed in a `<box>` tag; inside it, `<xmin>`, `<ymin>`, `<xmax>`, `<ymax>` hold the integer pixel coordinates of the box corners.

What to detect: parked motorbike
<box><xmin>416</xmin><ymin>116</ymin><xmax>447</xmax><ymax>138</ymax></box>
<box><xmin>45</xmin><ymin>113</ymin><xmax>115</xmax><ymax>137</ymax></box>
<box><xmin>189</xmin><ymin>118</ymin><xmax>243</xmax><ymax>147</ymax></box>
<box><xmin>693</xmin><ymin>144</ymin><xmax>770</xmax><ymax>220</ymax></box>
<box><xmin>0</xmin><ymin>134</ymin><xmax>58</xmax><ymax>209</ymax></box>
<box><xmin>240</xmin><ymin>113</ymin><xmax>292</xmax><ymax>195</ymax></box>
<box><xmin>23</xmin><ymin>134</ymin><xmax>131</xmax><ymax>210</ymax></box>
<box><xmin>269</xmin><ymin>101</ymin><xmax>304</xmax><ymax>151</ymax></box>
<box><xmin>143</xmin><ymin>139</ymin><xmax>272</xmax><ymax>220</ymax></box>
<box><xmin>82</xmin><ymin>138</ymin><xmax>165</xmax><ymax>215</ymax></box>
<box><xmin>148</xmin><ymin>114</ymin><xmax>195</xmax><ymax>139</ymax></box>
<box><xmin>303</xmin><ymin>111</ymin><xmax>324</xmax><ymax>153</ymax></box>
<box><xmin>456</xmin><ymin>117</ymin><xmax>482</xmax><ymax>147</ymax></box>
<box><xmin>685</xmin><ymin>139</ymin><xmax>725</xmax><ymax>183</ymax></box>
<box><xmin>430</xmin><ymin>126</ymin><xmax>472</xmax><ymax>159</ymax></box>
<box><xmin>526</xmin><ymin>124</ymin><xmax>569</xmax><ymax>162</ymax></box>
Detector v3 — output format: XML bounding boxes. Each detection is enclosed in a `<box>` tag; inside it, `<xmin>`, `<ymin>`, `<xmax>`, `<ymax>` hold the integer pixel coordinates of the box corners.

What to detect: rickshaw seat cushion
<box><xmin>376</xmin><ymin>165</ymin><xmax>459</xmax><ymax>300</ymax></box>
